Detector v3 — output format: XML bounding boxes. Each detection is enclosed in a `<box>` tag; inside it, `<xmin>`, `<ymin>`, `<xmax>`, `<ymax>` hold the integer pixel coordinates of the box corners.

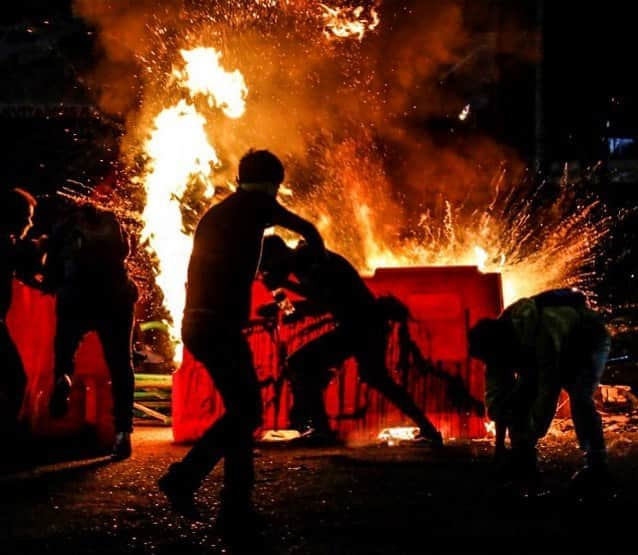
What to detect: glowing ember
<box><xmin>320</xmin><ymin>4</ymin><xmax>381</xmax><ymax>41</ymax></box>
<box><xmin>484</xmin><ymin>421</ymin><xmax>496</xmax><ymax>437</ymax></box>
<box><xmin>377</xmin><ymin>426</ymin><xmax>420</xmax><ymax>446</ymax></box>
<box><xmin>459</xmin><ymin>103</ymin><xmax>471</xmax><ymax>121</ymax></box>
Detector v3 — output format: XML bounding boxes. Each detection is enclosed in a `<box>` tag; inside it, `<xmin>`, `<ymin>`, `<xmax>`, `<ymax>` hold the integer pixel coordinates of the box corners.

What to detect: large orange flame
<box><xmin>140</xmin><ymin>50</ymin><xmax>247</xmax><ymax>357</ymax></box>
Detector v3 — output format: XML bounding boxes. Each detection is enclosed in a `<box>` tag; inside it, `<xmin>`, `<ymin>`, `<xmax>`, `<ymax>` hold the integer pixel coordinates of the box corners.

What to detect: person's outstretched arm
<box><xmin>270</xmin><ymin>203</ymin><xmax>325</xmax><ymax>257</ymax></box>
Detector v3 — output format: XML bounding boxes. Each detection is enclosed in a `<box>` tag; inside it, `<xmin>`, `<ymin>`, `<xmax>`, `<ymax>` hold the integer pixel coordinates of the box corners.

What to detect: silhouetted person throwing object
<box><xmin>157</xmin><ymin>150</ymin><xmax>325</xmax><ymax>535</ymax></box>
<box><xmin>468</xmin><ymin>288</ymin><xmax>611</xmax><ymax>493</ymax></box>
<box><xmin>258</xmin><ymin>235</ymin><xmax>443</xmax><ymax>447</ymax></box>
<box><xmin>0</xmin><ymin>188</ymin><xmax>37</xmax><ymax>443</ymax></box>
<box><xmin>45</xmin><ymin>203</ymin><xmax>138</xmax><ymax>461</ymax></box>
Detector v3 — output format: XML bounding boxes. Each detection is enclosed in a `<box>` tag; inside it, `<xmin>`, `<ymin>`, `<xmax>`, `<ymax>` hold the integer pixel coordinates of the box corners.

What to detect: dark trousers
<box><xmin>510</xmin><ymin>333</ymin><xmax>612</xmax><ymax>468</ymax></box>
<box><xmin>53</xmin><ymin>294</ymin><xmax>135</xmax><ymax>433</ymax></box>
<box><xmin>563</xmin><ymin>334</ymin><xmax>612</xmax><ymax>466</ymax></box>
<box><xmin>0</xmin><ymin>321</ymin><xmax>26</xmax><ymax>437</ymax></box>
<box><xmin>178</xmin><ymin>318</ymin><xmax>263</xmax><ymax>506</ymax></box>
<box><xmin>287</xmin><ymin>324</ymin><xmax>440</xmax><ymax>439</ymax></box>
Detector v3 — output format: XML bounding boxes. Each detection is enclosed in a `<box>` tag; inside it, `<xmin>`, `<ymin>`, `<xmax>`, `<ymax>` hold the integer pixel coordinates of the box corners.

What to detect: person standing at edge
<box><xmin>0</xmin><ymin>188</ymin><xmax>37</xmax><ymax>445</ymax></box>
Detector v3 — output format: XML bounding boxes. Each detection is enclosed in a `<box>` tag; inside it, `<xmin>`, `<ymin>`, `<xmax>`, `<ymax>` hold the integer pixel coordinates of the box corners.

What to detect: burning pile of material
<box><xmin>72</xmin><ymin>0</ymin><xmax>612</xmax><ymax>356</ymax></box>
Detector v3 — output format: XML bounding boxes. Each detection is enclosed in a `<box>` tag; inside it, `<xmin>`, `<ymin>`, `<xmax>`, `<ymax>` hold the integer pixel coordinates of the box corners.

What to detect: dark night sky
<box><xmin>544</xmin><ymin>2</ymin><xmax>638</xmax><ymax>161</ymax></box>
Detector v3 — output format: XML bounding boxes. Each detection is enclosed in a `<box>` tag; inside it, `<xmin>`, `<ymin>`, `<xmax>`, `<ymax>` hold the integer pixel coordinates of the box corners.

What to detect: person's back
<box><xmin>45</xmin><ymin>204</ymin><xmax>131</xmax><ymax>300</ymax></box>
<box><xmin>186</xmin><ymin>190</ymin><xmax>283</xmax><ymax>324</ymax></box>
<box><xmin>469</xmin><ymin>289</ymin><xmax>611</xmax><ymax>487</ymax></box>
<box><xmin>293</xmin><ymin>245</ymin><xmax>377</xmax><ymax>328</ymax></box>
<box><xmin>505</xmin><ymin>296</ymin><xmax>608</xmax><ymax>381</ymax></box>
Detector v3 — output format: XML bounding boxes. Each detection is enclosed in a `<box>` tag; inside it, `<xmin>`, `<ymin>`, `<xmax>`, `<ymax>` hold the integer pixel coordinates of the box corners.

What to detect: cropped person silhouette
<box><xmin>258</xmin><ymin>235</ymin><xmax>443</xmax><ymax>447</ymax></box>
<box><xmin>157</xmin><ymin>149</ymin><xmax>325</xmax><ymax>536</ymax></box>
<box><xmin>45</xmin><ymin>202</ymin><xmax>138</xmax><ymax>461</ymax></box>
<box><xmin>0</xmin><ymin>188</ymin><xmax>38</xmax><ymax>443</ymax></box>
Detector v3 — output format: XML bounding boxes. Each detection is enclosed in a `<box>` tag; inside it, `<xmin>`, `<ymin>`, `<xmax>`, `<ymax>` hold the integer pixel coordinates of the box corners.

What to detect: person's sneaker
<box><xmin>49</xmin><ymin>374</ymin><xmax>72</xmax><ymax>418</ymax></box>
<box><xmin>158</xmin><ymin>464</ymin><xmax>201</xmax><ymax>520</ymax></box>
<box><xmin>111</xmin><ymin>432</ymin><xmax>132</xmax><ymax>461</ymax></box>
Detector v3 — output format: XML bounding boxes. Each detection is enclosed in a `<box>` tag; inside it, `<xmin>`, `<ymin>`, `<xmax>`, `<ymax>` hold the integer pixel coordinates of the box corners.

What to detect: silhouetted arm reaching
<box><xmin>270</xmin><ymin>203</ymin><xmax>325</xmax><ymax>257</ymax></box>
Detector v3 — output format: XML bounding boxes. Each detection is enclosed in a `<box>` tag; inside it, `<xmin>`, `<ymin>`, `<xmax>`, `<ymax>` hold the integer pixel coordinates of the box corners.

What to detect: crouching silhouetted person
<box><xmin>258</xmin><ymin>235</ymin><xmax>443</xmax><ymax>447</ymax></box>
<box><xmin>157</xmin><ymin>150</ymin><xmax>324</xmax><ymax>539</ymax></box>
<box><xmin>44</xmin><ymin>203</ymin><xmax>138</xmax><ymax>460</ymax></box>
<box><xmin>0</xmin><ymin>188</ymin><xmax>37</xmax><ymax>443</ymax></box>
<box><xmin>468</xmin><ymin>288</ymin><xmax>611</xmax><ymax>492</ymax></box>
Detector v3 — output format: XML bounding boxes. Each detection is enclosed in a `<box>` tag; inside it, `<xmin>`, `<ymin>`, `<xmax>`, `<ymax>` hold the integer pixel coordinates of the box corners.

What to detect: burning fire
<box><xmin>320</xmin><ymin>4</ymin><xmax>381</xmax><ymax>41</ymax></box>
<box><xmin>173</xmin><ymin>48</ymin><xmax>248</xmax><ymax>119</ymax></box>
<box><xmin>377</xmin><ymin>426</ymin><xmax>420</xmax><ymax>446</ymax></box>
<box><xmin>140</xmin><ymin>49</ymin><xmax>247</xmax><ymax>354</ymax></box>
<box><xmin>116</xmin><ymin>2</ymin><xmax>611</xmax><ymax>361</ymax></box>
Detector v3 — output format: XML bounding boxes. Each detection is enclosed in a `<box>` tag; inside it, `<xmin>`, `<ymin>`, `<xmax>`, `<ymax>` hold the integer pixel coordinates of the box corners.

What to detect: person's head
<box><xmin>259</xmin><ymin>235</ymin><xmax>294</xmax><ymax>289</ymax></box>
<box><xmin>0</xmin><ymin>188</ymin><xmax>37</xmax><ymax>239</ymax></box>
<box><xmin>237</xmin><ymin>149</ymin><xmax>285</xmax><ymax>197</ymax></box>
<box><xmin>468</xmin><ymin>317</ymin><xmax>513</xmax><ymax>367</ymax></box>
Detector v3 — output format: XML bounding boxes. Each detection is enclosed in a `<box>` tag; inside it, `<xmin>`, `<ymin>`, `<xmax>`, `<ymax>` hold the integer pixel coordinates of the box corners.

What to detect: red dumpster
<box><xmin>7</xmin><ymin>281</ymin><xmax>115</xmax><ymax>448</ymax></box>
<box><xmin>172</xmin><ymin>266</ymin><xmax>503</xmax><ymax>443</ymax></box>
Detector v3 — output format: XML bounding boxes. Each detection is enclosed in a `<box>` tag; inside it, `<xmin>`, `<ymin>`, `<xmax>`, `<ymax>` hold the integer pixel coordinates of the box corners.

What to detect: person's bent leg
<box><xmin>219</xmin><ymin>336</ymin><xmax>262</xmax><ymax>513</ymax></box>
<box><xmin>50</xmin><ymin>300</ymin><xmax>86</xmax><ymax>418</ymax></box>
<box><xmin>97</xmin><ymin>304</ymin><xmax>135</xmax><ymax>460</ymax></box>
<box><xmin>159</xmin><ymin>327</ymin><xmax>260</xmax><ymax>519</ymax></box>
<box><xmin>364</xmin><ymin>368</ymin><xmax>442</xmax><ymax>445</ymax></box>
<box><xmin>566</xmin><ymin>334</ymin><xmax>611</xmax><ymax>476</ymax></box>
<box><xmin>286</xmin><ymin>335</ymin><xmax>343</xmax><ymax>437</ymax></box>
<box><xmin>0</xmin><ymin>323</ymin><xmax>27</xmax><ymax>441</ymax></box>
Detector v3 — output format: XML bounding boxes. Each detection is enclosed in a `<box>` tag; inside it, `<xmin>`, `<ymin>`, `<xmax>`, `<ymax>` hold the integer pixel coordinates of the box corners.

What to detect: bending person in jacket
<box><xmin>468</xmin><ymin>291</ymin><xmax>611</xmax><ymax>488</ymax></box>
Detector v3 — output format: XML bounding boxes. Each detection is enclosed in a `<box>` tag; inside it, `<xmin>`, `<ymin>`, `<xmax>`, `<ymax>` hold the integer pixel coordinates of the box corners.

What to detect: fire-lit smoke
<box><xmin>72</xmin><ymin>1</ymin><xmax>611</xmax><ymax>357</ymax></box>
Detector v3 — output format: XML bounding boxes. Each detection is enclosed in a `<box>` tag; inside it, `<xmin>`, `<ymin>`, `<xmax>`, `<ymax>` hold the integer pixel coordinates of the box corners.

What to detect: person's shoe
<box><xmin>158</xmin><ymin>464</ymin><xmax>201</xmax><ymax>520</ymax></box>
<box><xmin>49</xmin><ymin>374</ymin><xmax>72</xmax><ymax>418</ymax></box>
<box><xmin>414</xmin><ymin>431</ymin><xmax>444</xmax><ymax>449</ymax></box>
<box><xmin>110</xmin><ymin>432</ymin><xmax>132</xmax><ymax>461</ymax></box>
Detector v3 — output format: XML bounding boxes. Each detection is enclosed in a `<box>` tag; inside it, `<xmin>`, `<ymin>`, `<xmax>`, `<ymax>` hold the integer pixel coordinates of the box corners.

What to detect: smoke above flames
<box><xmin>73</xmin><ymin>0</ymin><xmax>511</xmax><ymax>186</ymax></box>
<box><xmin>72</xmin><ymin>0</ymin><xmax>610</xmax><ymax>344</ymax></box>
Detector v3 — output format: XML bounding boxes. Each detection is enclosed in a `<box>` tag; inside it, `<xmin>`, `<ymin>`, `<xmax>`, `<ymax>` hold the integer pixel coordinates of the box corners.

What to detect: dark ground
<box><xmin>1</xmin><ymin>418</ymin><xmax>638</xmax><ymax>555</ymax></box>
